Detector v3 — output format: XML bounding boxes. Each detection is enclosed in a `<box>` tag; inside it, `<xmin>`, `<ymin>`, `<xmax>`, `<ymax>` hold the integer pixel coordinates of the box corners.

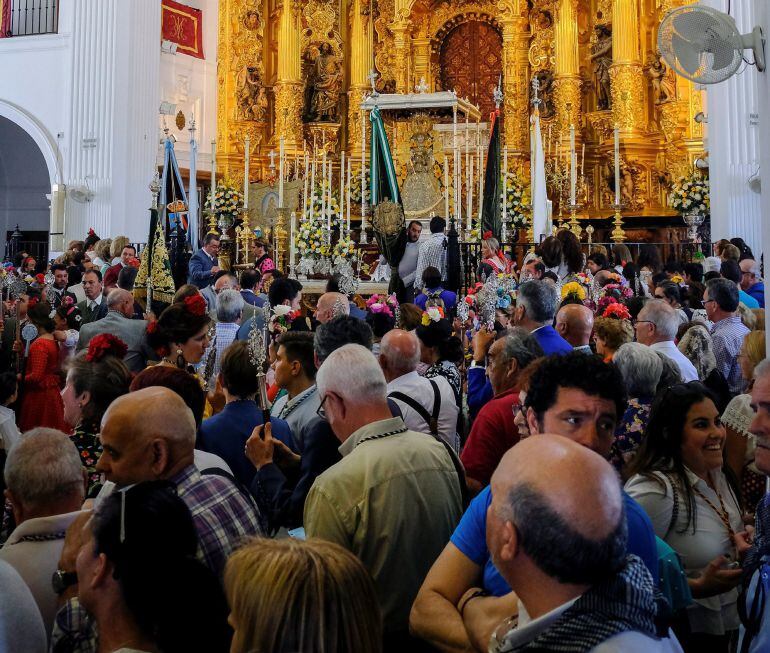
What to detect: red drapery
<box><xmin>161</xmin><ymin>0</ymin><xmax>204</xmax><ymax>59</ymax></box>
<box><xmin>0</xmin><ymin>0</ymin><xmax>12</xmax><ymax>38</ymax></box>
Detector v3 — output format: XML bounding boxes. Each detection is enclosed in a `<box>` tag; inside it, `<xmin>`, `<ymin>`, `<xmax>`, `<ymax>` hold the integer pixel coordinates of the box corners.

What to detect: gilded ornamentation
<box><xmin>586</xmin><ymin>110</ymin><xmax>614</xmax><ymax>142</ymax></box>
<box><xmin>609</xmin><ymin>63</ymin><xmax>645</xmax><ymax>132</ymax></box>
<box><xmin>646</xmin><ymin>50</ymin><xmax>676</xmax><ymax>105</ymax></box>
<box><xmin>275</xmin><ymin>82</ymin><xmax>305</xmax><ymax>147</ymax></box>
<box><xmin>553</xmin><ymin>76</ymin><xmax>581</xmax><ymax>135</ymax></box>
<box><xmin>658</xmin><ymin>100</ymin><xmax>687</xmax><ymax>143</ymax></box>
<box><xmin>590</xmin><ymin>24</ymin><xmax>612</xmax><ymax>110</ymax></box>
<box><xmin>237</xmin><ymin>65</ymin><xmax>268</xmax><ymax>121</ymax></box>
<box><xmin>306</xmin><ymin>43</ymin><xmax>342</xmax><ymax>121</ymax></box>
<box><xmin>528</xmin><ymin>3</ymin><xmax>555</xmax><ymax>71</ymax></box>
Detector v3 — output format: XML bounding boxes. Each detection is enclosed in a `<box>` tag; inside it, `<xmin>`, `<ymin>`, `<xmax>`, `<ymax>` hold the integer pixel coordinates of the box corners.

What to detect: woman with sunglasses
<box><xmin>626</xmin><ymin>383</ymin><xmax>747</xmax><ymax>652</ymax></box>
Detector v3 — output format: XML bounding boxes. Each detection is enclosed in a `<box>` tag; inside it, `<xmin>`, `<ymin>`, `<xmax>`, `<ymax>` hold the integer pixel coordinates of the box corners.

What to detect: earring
<box><xmin>176</xmin><ymin>349</ymin><xmax>185</xmax><ymax>369</ymax></box>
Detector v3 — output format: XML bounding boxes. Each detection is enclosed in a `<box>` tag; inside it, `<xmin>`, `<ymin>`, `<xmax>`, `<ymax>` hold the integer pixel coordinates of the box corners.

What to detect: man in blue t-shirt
<box><xmin>410</xmin><ymin>352</ymin><xmax>658</xmax><ymax>652</ymax></box>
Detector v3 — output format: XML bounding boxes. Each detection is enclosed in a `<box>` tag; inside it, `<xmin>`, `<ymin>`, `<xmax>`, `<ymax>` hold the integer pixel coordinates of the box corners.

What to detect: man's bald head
<box><xmin>555</xmin><ymin>304</ymin><xmax>594</xmax><ymax>347</ymax></box>
<box><xmin>106</xmin><ymin>288</ymin><xmax>134</xmax><ymax>317</ymax></box>
<box><xmin>594</xmin><ymin>269</ymin><xmax>614</xmax><ymax>288</ymax></box>
<box><xmin>379</xmin><ymin>329</ymin><xmax>420</xmax><ymax>380</ymax></box>
<box><xmin>97</xmin><ymin>387</ymin><xmax>196</xmax><ymax>486</ymax></box>
<box><xmin>316</xmin><ymin>292</ymin><xmax>349</xmax><ymax>324</ymax></box>
<box><xmin>487</xmin><ymin>434</ymin><xmax>626</xmax><ymax>587</ymax></box>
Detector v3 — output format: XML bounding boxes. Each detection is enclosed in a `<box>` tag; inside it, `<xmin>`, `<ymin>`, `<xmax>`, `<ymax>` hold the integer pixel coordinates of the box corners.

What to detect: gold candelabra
<box><xmin>610</xmin><ymin>203</ymin><xmax>626</xmax><ymax>243</ymax></box>
<box><xmin>274</xmin><ymin>208</ymin><xmax>291</xmax><ymax>272</ymax></box>
<box><xmin>567</xmin><ymin>203</ymin><xmax>582</xmax><ymax>239</ymax></box>
<box><xmin>236</xmin><ymin>206</ymin><xmax>256</xmax><ymax>265</ymax></box>
<box><xmin>585</xmin><ymin>224</ymin><xmax>595</xmax><ymax>249</ymax></box>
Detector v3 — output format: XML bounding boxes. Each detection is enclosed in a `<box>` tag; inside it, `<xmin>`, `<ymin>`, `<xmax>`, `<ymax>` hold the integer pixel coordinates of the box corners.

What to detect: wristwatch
<box><xmin>52</xmin><ymin>569</ymin><xmax>78</xmax><ymax>595</ymax></box>
<box><xmin>470</xmin><ymin>360</ymin><xmax>485</xmax><ymax>369</ymax></box>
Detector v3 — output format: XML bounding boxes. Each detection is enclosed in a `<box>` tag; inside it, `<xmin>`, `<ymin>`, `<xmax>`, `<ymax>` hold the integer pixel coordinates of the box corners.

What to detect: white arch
<box><xmin>0</xmin><ymin>99</ymin><xmax>62</xmax><ymax>186</ymax></box>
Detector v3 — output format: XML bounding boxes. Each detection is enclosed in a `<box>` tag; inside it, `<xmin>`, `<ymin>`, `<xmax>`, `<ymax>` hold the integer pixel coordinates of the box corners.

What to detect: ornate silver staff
<box><xmin>248</xmin><ymin>301</ymin><xmax>272</xmax><ymax>423</ymax></box>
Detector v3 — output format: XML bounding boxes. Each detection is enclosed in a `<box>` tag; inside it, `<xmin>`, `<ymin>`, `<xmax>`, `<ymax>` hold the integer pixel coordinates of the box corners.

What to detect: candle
<box><xmin>278</xmin><ymin>136</ymin><xmax>285</xmax><ymax>208</ymax></box>
<box><xmin>465</xmin><ymin>114</ymin><xmax>470</xmax><ymax>226</ymax></box>
<box><xmin>569</xmin><ymin>124</ymin><xmax>576</xmax><ymax>206</ymax></box>
<box><xmin>467</xmin><ymin>154</ymin><xmax>473</xmax><ymax>233</ymax></box>
<box><xmin>290</xmin><ymin>211</ymin><xmax>297</xmax><ymax>273</ymax></box>
<box><xmin>310</xmin><ymin>147</ymin><xmax>316</xmax><ymax>223</ymax></box>
<box><xmin>580</xmin><ymin>143</ymin><xmax>586</xmax><ymax>180</ymax></box>
<box><xmin>340</xmin><ymin>151</ymin><xmax>345</xmax><ymax>227</ymax></box>
<box><xmin>614</xmin><ymin>125</ymin><xmax>621</xmax><ymax>207</ymax></box>
<box><xmin>361</xmin><ymin>110</ymin><xmax>366</xmax><ymax>224</ymax></box>
<box><xmin>303</xmin><ymin>151</ymin><xmax>309</xmax><ymax>220</ymax></box>
<box><xmin>346</xmin><ymin>158</ymin><xmax>352</xmax><ymax>232</ymax></box>
<box><xmin>327</xmin><ymin>157</ymin><xmax>332</xmax><ymax>233</ymax></box>
<box><xmin>444</xmin><ymin>154</ymin><xmax>449</xmax><ymax>218</ymax></box>
<box><xmin>243</xmin><ymin>136</ymin><xmax>250</xmax><ymax>210</ymax></box>
<box><xmin>502</xmin><ymin>143</ymin><xmax>508</xmax><ymax>224</ymax></box>
<box><xmin>210</xmin><ymin>140</ymin><xmax>216</xmax><ymax>210</ymax></box>
<box><xmin>547</xmin><ymin>124</ymin><xmax>552</xmax><ymax>157</ymax></box>
<box><xmin>321</xmin><ymin>148</ymin><xmax>327</xmax><ymax>229</ymax></box>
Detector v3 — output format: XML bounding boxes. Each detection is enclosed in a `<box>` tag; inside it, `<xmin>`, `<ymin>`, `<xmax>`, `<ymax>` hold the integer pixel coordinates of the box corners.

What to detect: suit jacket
<box><xmin>49</xmin><ymin>288</ymin><xmax>77</xmax><ymax>310</ymax></box>
<box><xmin>76</xmin><ymin>298</ymin><xmax>109</xmax><ymax>325</ymax></box>
<box><xmin>187</xmin><ymin>249</ymin><xmax>217</xmax><ymax>289</ymax></box>
<box><xmin>532</xmin><ymin>325</ymin><xmax>573</xmax><ymax>355</ymax></box>
<box><xmin>0</xmin><ymin>317</ymin><xmax>21</xmax><ymax>372</ymax></box>
<box><xmin>102</xmin><ymin>263</ymin><xmax>124</xmax><ymax>290</ymax></box>
<box><xmin>76</xmin><ymin>310</ymin><xmax>155</xmax><ymax>372</ymax></box>
<box><xmin>240</xmin><ymin>290</ymin><xmax>265</xmax><ymax>308</ymax></box>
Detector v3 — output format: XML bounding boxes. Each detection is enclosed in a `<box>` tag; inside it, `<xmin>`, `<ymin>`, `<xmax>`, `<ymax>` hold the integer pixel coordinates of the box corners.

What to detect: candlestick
<box><xmin>360</xmin><ymin>110</ymin><xmax>367</xmax><ymax>243</ymax></box>
<box><xmin>243</xmin><ymin>136</ymin><xmax>250</xmax><ymax>210</ymax></box>
<box><xmin>210</xmin><ymin>140</ymin><xmax>216</xmax><ymax>211</ymax></box>
<box><xmin>614</xmin><ymin>124</ymin><xmax>621</xmax><ymax>207</ymax></box>
<box><xmin>569</xmin><ymin>124</ymin><xmax>576</xmax><ymax>206</ymax></box>
<box><xmin>327</xmin><ymin>157</ymin><xmax>332</xmax><ymax>235</ymax></box>
<box><xmin>346</xmin><ymin>157</ymin><xmax>352</xmax><ymax>233</ymax></box>
<box><xmin>444</xmin><ymin>154</ymin><xmax>450</xmax><ymax>218</ymax></box>
<box><xmin>278</xmin><ymin>137</ymin><xmax>285</xmax><ymax>208</ymax></box>
<box><xmin>310</xmin><ymin>148</ymin><xmax>316</xmax><ymax>223</ymax></box>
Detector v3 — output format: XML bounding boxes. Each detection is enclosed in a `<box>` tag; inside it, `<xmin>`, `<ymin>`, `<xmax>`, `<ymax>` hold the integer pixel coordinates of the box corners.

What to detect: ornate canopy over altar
<box><xmin>360</xmin><ymin>91</ymin><xmax>482</xmax><ymax>122</ymax></box>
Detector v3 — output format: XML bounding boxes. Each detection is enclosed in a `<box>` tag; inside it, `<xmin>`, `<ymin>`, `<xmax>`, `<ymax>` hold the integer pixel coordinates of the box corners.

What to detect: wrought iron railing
<box><xmin>6</xmin><ymin>0</ymin><xmax>58</xmax><ymax>37</ymax></box>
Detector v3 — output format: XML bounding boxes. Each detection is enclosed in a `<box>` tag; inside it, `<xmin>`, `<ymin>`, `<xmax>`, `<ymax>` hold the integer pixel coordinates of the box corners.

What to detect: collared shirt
<box><xmin>304</xmin><ymin>416</ymin><xmax>463</xmax><ymax>634</ymax></box>
<box><xmin>87</xmin><ymin>294</ymin><xmax>103</xmax><ymax>311</ymax></box>
<box><xmin>573</xmin><ymin>344</ymin><xmax>593</xmax><ymax>354</ymax></box>
<box><xmin>397</xmin><ymin>240</ymin><xmax>420</xmax><ymax>287</ymax></box>
<box><xmin>386</xmin><ymin>371</ymin><xmax>459</xmax><ymax>450</ymax></box>
<box><xmin>626</xmin><ymin>467</ymin><xmax>743</xmax><ymax>634</ymax></box>
<box><xmin>199</xmin><ymin>322</ymin><xmax>239</xmax><ymax>390</ymax></box>
<box><xmin>650</xmin><ymin>340</ymin><xmax>699</xmax><ymax>382</ymax></box>
<box><xmin>0</xmin><ymin>405</ymin><xmax>20</xmax><ymax>452</ymax></box>
<box><xmin>0</xmin><ymin>511</ymin><xmax>81</xmax><ymax>636</ymax></box>
<box><xmin>169</xmin><ymin>463</ymin><xmax>263</xmax><ymax>576</ymax></box>
<box><xmin>747</xmin><ymin>281</ymin><xmax>765</xmax><ymax>308</ymax></box>
<box><xmin>414</xmin><ymin>233</ymin><xmax>447</xmax><ymax>290</ymax></box>
<box><xmin>270</xmin><ymin>385</ymin><xmax>321</xmax><ymax>450</ymax></box>
<box><xmin>711</xmin><ymin>316</ymin><xmax>749</xmax><ymax>394</ymax></box>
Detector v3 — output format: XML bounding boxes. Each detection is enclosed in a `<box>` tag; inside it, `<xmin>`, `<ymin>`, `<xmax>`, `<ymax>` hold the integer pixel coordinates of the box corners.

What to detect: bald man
<box><xmin>314</xmin><ymin>292</ymin><xmax>350</xmax><ymax>324</ymax></box>
<box><xmin>96</xmin><ymin>388</ymin><xmax>262</xmax><ymax>574</ymax></box>
<box><xmin>555</xmin><ymin>303</ymin><xmax>594</xmax><ymax>353</ymax></box>
<box><xmin>75</xmin><ymin>288</ymin><xmax>155</xmax><ymax>372</ymax></box>
<box><xmin>485</xmin><ymin>435</ymin><xmax>681</xmax><ymax>652</ymax></box>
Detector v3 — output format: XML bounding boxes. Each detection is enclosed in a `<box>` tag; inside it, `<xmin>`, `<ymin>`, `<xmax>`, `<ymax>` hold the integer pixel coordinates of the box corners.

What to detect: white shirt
<box><xmin>387</xmin><ymin>371</ymin><xmax>459</xmax><ymax>451</ymax></box>
<box><xmin>0</xmin><ymin>560</ymin><xmax>47</xmax><ymax>653</ymax></box>
<box><xmin>0</xmin><ymin>405</ymin><xmax>20</xmax><ymax>452</ymax></box>
<box><xmin>0</xmin><ymin>510</ymin><xmax>81</xmax><ymax>637</ymax></box>
<box><xmin>270</xmin><ymin>385</ymin><xmax>321</xmax><ymax>450</ymax></box>
<box><xmin>625</xmin><ymin>468</ymin><xmax>743</xmax><ymax>635</ymax></box>
<box><xmin>86</xmin><ymin>293</ymin><xmax>103</xmax><ymax>310</ymax></box>
<box><xmin>650</xmin><ymin>340</ymin><xmax>699</xmax><ymax>382</ymax></box>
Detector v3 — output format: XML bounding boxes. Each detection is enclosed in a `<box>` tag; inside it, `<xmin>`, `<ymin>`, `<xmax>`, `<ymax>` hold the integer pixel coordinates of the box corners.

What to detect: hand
<box><xmin>273</xmin><ymin>437</ymin><xmax>301</xmax><ymax>469</ymax></box>
<box><xmin>460</xmin><ymin>589</ymin><xmax>518</xmax><ymax>652</ymax></box>
<box><xmin>691</xmin><ymin>555</ymin><xmax>743</xmax><ymax>598</ymax></box>
<box><xmin>53</xmin><ymin>330</ymin><xmax>66</xmax><ymax>342</ymax></box>
<box><xmin>245</xmin><ymin>423</ymin><xmax>275</xmax><ymax>470</ymax></box>
<box><xmin>58</xmin><ymin>510</ymin><xmax>92</xmax><ymax>574</ymax></box>
<box><xmin>734</xmin><ymin>526</ymin><xmax>755</xmax><ymax>561</ymax></box>
<box><xmin>471</xmin><ymin>327</ymin><xmax>495</xmax><ymax>363</ymax></box>
<box><xmin>144</xmin><ymin>311</ymin><xmax>156</xmax><ymax>322</ymax></box>
<box><xmin>207</xmin><ymin>376</ymin><xmax>226</xmax><ymax>415</ymax></box>
<box><xmin>210</xmin><ymin>266</ymin><xmax>221</xmax><ymax>276</ymax></box>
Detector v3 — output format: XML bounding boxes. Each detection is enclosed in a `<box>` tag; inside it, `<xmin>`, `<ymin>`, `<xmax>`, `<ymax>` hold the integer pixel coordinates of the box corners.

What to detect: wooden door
<box><xmin>439</xmin><ymin>21</ymin><xmax>503</xmax><ymax>118</ymax></box>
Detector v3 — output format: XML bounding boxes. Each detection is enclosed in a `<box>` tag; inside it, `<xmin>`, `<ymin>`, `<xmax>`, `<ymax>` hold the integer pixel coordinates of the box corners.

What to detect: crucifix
<box><xmin>493</xmin><ymin>75</ymin><xmax>503</xmax><ymax>109</ymax></box>
<box><xmin>367</xmin><ymin>69</ymin><xmax>378</xmax><ymax>95</ymax></box>
<box><xmin>268</xmin><ymin>150</ymin><xmax>277</xmax><ymax>170</ymax></box>
<box><xmin>531</xmin><ymin>76</ymin><xmax>542</xmax><ymax>110</ymax></box>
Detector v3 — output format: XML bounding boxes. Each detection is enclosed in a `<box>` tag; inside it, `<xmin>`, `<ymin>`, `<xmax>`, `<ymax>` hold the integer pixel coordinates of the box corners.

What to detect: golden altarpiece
<box><xmin>214</xmin><ymin>0</ymin><xmax>705</xmax><ymax>239</ymax></box>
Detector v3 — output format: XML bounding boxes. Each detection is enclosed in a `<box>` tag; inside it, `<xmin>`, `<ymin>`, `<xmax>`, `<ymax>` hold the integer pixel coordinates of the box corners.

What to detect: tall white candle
<box><xmin>361</xmin><ymin>111</ymin><xmax>366</xmax><ymax>226</ymax></box>
<box><xmin>210</xmin><ymin>140</ymin><xmax>216</xmax><ymax>210</ymax></box>
<box><xmin>569</xmin><ymin>124</ymin><xmax>576</xmax><ymax>205</ymax></box>
<box><xmin>290</xmin><ymin>211</ymin><xmax>297</xmax><ymax>272</ymax></box>
<box><xmin>467</xmin><ymin>154</ymin><xmax>473</xmax><ymax>233</ymax></box>
<box><xmin>466</xmin><ymin>136</ymin><xmax>472</xmax><ymax>229</ymax></box>
<box><xmin>321</xmin><ymin>148</ymin><xmax>327</xmax><ymax>228</ymax></box>
<box><xmin>327</xmin><ymin>157</ymin><xmax>332</xmax><ymax>233</ymax></box>
<box><xmin>444</xmin><ymin>154</ymin><xmax>450</xmax><ymax>218</ymax></box>
<box><xmin>303</xmin><ymin>151</ymin><xmax>309</xmax><ymax>220</ymax></box>
<box><xmin>502</xmin><ymin>143</ymin><xmax>508</xmax><ymax>224</ymax></box>
<box><xmin>340</xmin><ymin>151</ymin><xmax>345</xmax><ymax>227</ymax></box>
<box><xmin>614</xmin><ymin>125</ymin><xmax>621</xmax><ymax>206</ymax></box>
<box><xmin>310</xmin><ymin>148</ymin><xmax>316</xmax><ymax>223</ymax></box>
<box><xmin>580</xmin><ymin>143</ymin><xmax>586</xmax><ymax>179</ymax></box>
<box><xmin>278</xmin><ymin>136</ymin><xmax>285</xmax><ymax>208</ymax></box>
<box><xmin>243</xmin><ymin>136</ymin><xmax>250</xmax><ymax>210</ymax></box>
<box><xmin>346</xmin><ymin>158</ymin><xmax>352</xmax><ymax>232</ymax></box>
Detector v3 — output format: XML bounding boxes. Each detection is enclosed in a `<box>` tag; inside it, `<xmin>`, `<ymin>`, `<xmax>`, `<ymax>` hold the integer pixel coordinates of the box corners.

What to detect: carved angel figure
<box><xmin>590</xmin><ymin>25</ymin><xmax>612</xmax><ymax>111</ymax></box>
<box><xmin>308</xmin><ymin>43</ymin><xmax>341</xmax><ymax>122</ymax></box>
<box><xmin>237</xmin><ymin>65</ymin><xmax>267</xmax><ymax>121</ymax></box>
<box><xmin>647</xmin><ymin>51</ymin><xmax>677</xmax><ymax>104</ymax></box>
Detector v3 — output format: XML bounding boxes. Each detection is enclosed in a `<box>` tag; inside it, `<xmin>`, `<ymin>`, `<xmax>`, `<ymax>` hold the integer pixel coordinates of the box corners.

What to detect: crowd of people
<box><xmin>0</xmin><ymin>225</ymin><xmax>769</xmax><ymax>653</ymax></box>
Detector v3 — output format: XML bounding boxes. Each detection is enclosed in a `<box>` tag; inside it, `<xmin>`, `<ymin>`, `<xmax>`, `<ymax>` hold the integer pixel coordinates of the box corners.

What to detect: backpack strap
<box><xmin>388</xmin><ymin>390</ymin><xmax>439</xmax><ymax>436</ymax></box>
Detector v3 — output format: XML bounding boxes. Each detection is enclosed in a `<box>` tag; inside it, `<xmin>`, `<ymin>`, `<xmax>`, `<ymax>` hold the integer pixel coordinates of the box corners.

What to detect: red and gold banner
<box><xmin>161</xmin><ymin>0</ymin><xmax>204</xmax><ymax>60</ymax></box>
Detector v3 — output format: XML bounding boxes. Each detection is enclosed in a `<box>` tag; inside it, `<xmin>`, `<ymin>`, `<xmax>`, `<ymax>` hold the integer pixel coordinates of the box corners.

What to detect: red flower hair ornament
<box><xmin>35</xmin><ymin>273</ymin><xmax>45</xmax><ymax>285</ymax></box>
<box><xmin>602</xmin><ymin>303</ymin><xmax>631</xmax><ymax>321</ymax></box>
<box><xmin>86</xmin><ymin>334</ymin><xmax>128</xmax><ymax>363</ymax></box>
<box><xmin>183</xmin><ymin>294</ymin><xmax>207</xmax><ymax>317</ymax></box>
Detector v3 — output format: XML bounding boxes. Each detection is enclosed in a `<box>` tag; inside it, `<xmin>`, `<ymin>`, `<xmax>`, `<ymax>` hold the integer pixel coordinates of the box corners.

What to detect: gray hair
<box><xmin>639</xmin><ymin>299</ymin><xmax>679</xmax><ymax>340</ymax></box>
<box><xmin>106</xmin><ymin>288</ymin><xmax>131</xmax><ymax>308</ymax></box>
<box><xmin>379</xmin><ymin>331</ymin><xmax>420</xmax><ymax>375</ymax></box>
<box><xmin>216</xmin><ymin>288</ymin><xmax>244</xmax><ymax>323</ymax></box>
<box><xmin>517</xmin><ymin>280</ymin><xmax>559</xmax><ymax>324</ymax></box>
<box><xmin>613</xmin><ymin>342</ymin><xmax>663</xmax><ymax>397</ymax></box>
<box><xmin>314</xmin><ymin>315</ymin><xmax>373</xmax><ymax>363</ymax></box>
<box><xmin>499</xmin><ymin>327</ymin><xmax>544</xmax><ymax>369</ymax></box>
<box><xmin>4</xmin><ymin>428</ymin><xmax>84</xmax><ymax>510</ymax></box>
<box><xmin>317</xmin><ymin>343</ymin><xmax>387</xmax><ymax>405</ymax></box>
<box><xmin>706</xmin><ymin>277</ymin><xmax>740</xmax><ymax>312</ymax></box>
<box><xmin>755</xmin><ymin>359</ymin><xmax>770</xmax><ymax>381</ymax></box>
<box><xmin>677</xmin><ymin>324</ymin><xmax>717</xmax><ymax>380</ymax></box>
<box><xmin>743</xmin><ymin>260</ymin><xmax>762</xmax><ymax>277</ymax></box>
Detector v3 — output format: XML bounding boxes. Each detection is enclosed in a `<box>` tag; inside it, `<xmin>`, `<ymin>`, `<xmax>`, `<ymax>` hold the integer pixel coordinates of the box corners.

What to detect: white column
<box><xmin>704</xmin><ymin>0</ymin><xmax>762</xmax><ymax>251</ymax></box>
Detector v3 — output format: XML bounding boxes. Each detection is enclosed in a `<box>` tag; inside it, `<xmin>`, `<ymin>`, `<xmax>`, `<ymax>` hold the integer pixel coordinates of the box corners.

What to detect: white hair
<box><xmin>613</xmin><ymin>342</ymin><xmax>663</xmax><ymax>397</ymax></box>
<box><xmin>755</xmin><ymin>359</ymin><xmax>770</xmax><ymax>381</ymax></box>
<box><xmin>216</xmin><ymin>288</ymin><xmax>245</xmax><ymax>323</ymax></box>
<box><xmin>4</xmin><ymin>428</ymin><xmax>84</xmax><ymax>509</ymax></box>
<box><xmin>316</xmin><ymin>343</ymin><xmax>387</xmax><ymax>405</ymax></box>
<box><xmin>379</xmin><ymin>331</ymin><xmax>420</xmax><ymax>375</ymax></box>
<box><xmin>639</xmin><ymin>299</ymin><xmax>679</xmax><ymax>340</ymax></box>
<box><xmin>106</xmin><ymin>288</ymin><xmax>131</xmax><ymax>308</ymax></box>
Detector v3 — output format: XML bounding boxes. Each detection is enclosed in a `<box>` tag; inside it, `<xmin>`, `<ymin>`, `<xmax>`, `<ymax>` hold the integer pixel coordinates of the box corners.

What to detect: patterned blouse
<box><xmin>609</xmin><ymin>397</ymin><xmax>653</xmax><ymax>473</ymax></box>
<box><xmin>423</xmin><ymin>360</ymin><xmax>462</xmax><ymax>406</ymax></box>
<box><xmin>70</xmin><ymin>419</ymin><xmax>103</xmax><ymax>497</ymax></box>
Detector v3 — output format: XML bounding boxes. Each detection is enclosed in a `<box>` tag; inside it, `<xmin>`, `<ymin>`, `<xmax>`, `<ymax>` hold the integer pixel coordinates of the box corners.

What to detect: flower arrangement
<box><xmin>269</xmin><ymin>304</ymin><xmax>300</xmax><ymax>335</ymax></box>
<box><xmin>295</xmin><ymin>222</ymin><xmax>331</xmax><ymax>260</ymax></box>
<box><xmin>561</xmin><ymin>281</ymin><xmax>587</xmax><ymax>302</ymax></box>
<box><xmin>86</xmin><ymin>333</ymin><xmax>128</xmax><ymax>363</ymax></box>
<box><xmin>601</xmin><ymin>302</ymin><xmax>631</xmax><ymax>320</ymax></box>
<box><xmin>209</xmin><ymin>182</ymin><xmax>243</xmax><ymax>218</ymax></box>
<box><xmin>305</xmin><ymin>180</ymin><xmax>342</xmax><ymax>224</ymax></box>
<box><xmin>670</xmin><ymin>274</ymin><xmax>685</xmax><ymax>285</ymax></box>
<box><xmin>602</xmin><ymin>282</ymin><xmax>633</xmax><ymax>300</ymax></box>
<box><xmin>503</xmin><ymin>171</ymin><xmax>530</xmax><ymax>229</ymax></box>
<box><xmin>183</xmin><ymin>294</ymin><xmax>207</xmax><ymax>317</ymax></box>
<box><xmin>669</xmin><ymin>171</ymin><xmax>710</xmax><ymax>216</ymax></box>
<box><xmin>366</xmin><ymin>293</ymin><xmax>398</xmax><ymax>318</ymax></box>
<box><xmin>332</xmin><ymin>235</ymin><xmax>356</xmax><ymax>262</ymax></box>
<box><xmin>349</xmin><ymin>167</ymin><xmax>371</xmax><ymax>205</ymax></box>
<box><xmin>421</xmin><ymin>305</ymin><xmax>445</xmax><ymax>325</ymax></box>
<box><xmin>597</xmin><ymin>295</ymin><xmax>619</xmax><ymax>315</ymax></box>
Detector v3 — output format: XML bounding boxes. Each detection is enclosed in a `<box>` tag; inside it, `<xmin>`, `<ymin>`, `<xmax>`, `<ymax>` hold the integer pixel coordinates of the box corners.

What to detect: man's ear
<box><xmin>525</xmin><ymin>407</ymin><xmax>541</xmax><ymax>435</ymax></box>
<box><xmin>498</xmin><ymin>519</ymin><xmax>519</xmax><ymax>563</ymax></box>
<box><xmin>506</xmin><ymin>359</ymin><xmax>519</xmax><ymax>383</ymax></box>
<box><xmin>149</xmin><ymin>439</ymin><xmax>171</xmax><ymax>477</ymax></box>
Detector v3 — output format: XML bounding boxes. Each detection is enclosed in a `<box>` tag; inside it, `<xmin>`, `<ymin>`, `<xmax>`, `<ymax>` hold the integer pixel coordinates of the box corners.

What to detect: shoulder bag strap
<box><xmin>388</xmin><ymin>391</ymin><xmax>436</xmax><ymax>435</ymax></box>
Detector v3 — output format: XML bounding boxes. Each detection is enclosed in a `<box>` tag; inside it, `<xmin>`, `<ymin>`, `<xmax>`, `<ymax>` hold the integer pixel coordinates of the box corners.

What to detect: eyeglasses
<box><xmin>633</xmin><ymin>319</ymin><xmax>653</xmax><ymax>327</ymax></box>
<box><xmin>317</xmin><ymin>394</ymin><xmax>329</xmax><ymax>419</ymax></box>
<box><xmin>703</xmin><ymin>299</ymin><xmax>716</xmax><ymax>305</ymax></box>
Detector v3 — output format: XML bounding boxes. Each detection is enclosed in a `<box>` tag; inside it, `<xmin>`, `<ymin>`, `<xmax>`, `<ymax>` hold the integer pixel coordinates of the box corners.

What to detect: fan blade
<box><xmin>673</xmin><ymin>10</ymin><xmax>719</xmax><ymax>43</ymax></box>
<box><xmin>710</xmin><ymin>43</ymin><xmax>737</xmax><ymax>71</ymax></box>
<box><xmin>673</xmin><ymin>33</ymin><xmax>703</xmax><ymax>75</ymax></box>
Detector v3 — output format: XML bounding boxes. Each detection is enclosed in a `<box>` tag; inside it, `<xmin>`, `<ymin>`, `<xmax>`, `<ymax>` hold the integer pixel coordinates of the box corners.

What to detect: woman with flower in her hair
<box><xmin>480</xmin><ymin>235</ymin><xmax>513</xmax><ymax>275</ymax></box>
<box><xmin>18</xmin><ymin>301</ymin><xmax>67</xmax><ymax>432</ymax></box>
<box><xmin>53</xmin><ymin>297</ymin><xmax>83</xmax><ymax>365</ymax></box>
<box><xmin>592</xmin><ymin>303</ymin><xmax>634</xmax><ymax>364</ymax></box>
<box><xmin>414</xmin><ymin>267</ymin><xmax>457</xmax><ymax>312</ymax></box>
<box><xmin>415</xmin><ymin>310</ymin><xmax>464</xmax><ymax>405</ymax></box>
<box><xmin>146</xmin><ymin>295</ymin><xmax>212</xmax><ymax>371</ymax></box>
<box><xmin>365</xmin><ymin>294</ymin><xmax>398</xmax><ymax>355</ymax></box>
<box><xmin>61</xmin><ymin>334</ymin><xmax>131</xmax><ymax>495</ymax></box>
